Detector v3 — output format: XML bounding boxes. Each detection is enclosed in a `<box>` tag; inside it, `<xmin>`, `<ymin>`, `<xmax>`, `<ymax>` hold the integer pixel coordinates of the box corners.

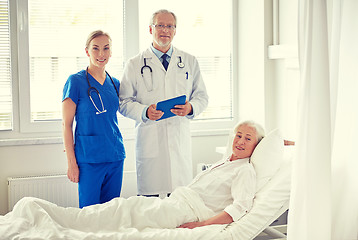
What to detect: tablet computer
<box><xmin>156</xmin><ymin>95</ymin><xmax>186</xmax><ymax>121</ymax></box>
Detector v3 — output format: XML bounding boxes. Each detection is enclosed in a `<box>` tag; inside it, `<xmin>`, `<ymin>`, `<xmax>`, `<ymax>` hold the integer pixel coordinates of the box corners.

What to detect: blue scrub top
<box><xmin>62</xmin><ymin>70</ymin><xmax>126</xmax><ymax>163</ymax></box>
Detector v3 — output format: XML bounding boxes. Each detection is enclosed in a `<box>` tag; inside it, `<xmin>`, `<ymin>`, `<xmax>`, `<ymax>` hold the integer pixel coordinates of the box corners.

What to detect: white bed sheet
<box><xmin>0</xmin><ymin>157</ymin><xmax>291</xmax><ymax>240</ymax></box>
<box><xmin>0</xmin><ymin>144</ymin><xmax>292</xmax><ymax>240</ymax></box>
<box><xmin>0</xmin><ymin>187</ymin><xmax>228</xmax><ymax>240</ymax></box>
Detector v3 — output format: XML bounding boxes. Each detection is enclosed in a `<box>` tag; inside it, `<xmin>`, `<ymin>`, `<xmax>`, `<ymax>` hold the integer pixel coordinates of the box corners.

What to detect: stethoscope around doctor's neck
<box><xmin>140</xmin><ymin>55</ymin><xmax>185</xmax><ymax>75</ymax></box>
<box><xmin>86</xmin><ymin>67</ymin><xmax>119</xmax><ymax>115</ymax></box>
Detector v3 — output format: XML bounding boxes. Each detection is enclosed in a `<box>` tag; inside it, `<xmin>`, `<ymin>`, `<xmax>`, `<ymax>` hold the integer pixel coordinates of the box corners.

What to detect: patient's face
<box><xmin>231</xmin><ymin>125</ymin><xmax>258</xmax><ymax>160</ymax></box>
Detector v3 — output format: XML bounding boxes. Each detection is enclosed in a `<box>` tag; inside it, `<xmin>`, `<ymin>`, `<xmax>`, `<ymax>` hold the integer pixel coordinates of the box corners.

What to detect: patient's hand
<box><xmin>179</xmin><ymin>211</ymin><xmax>233</xmax><ymax>229</ymax></box>
<box><xmin>178</xmin><ymin>221</ymin><xmax>204</xmax><ymax>229</ymax></box>
<box><xmin>284</xmin><ymin>140</ymin><xmax>295</xmax><ymax>146</ymax></box>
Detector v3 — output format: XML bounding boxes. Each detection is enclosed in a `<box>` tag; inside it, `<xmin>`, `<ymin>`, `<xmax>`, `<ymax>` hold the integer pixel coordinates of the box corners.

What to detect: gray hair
<box><xmin>150</xmin><ymin>9</ymin><xmax>177</xmax><ymax>26</ymax></box>
<box><xmin>233</xmin><ymin>120</ymin><xmax>265</xmax><ymax>144</ymax></box>
<box><xmin>85</xmin><ymin>30</ymin><xmax>112</xmax><ymax>49</ymax></box>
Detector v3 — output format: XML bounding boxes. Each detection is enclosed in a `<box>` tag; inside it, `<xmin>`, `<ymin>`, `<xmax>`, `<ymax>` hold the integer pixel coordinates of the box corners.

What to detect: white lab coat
<box><xmin>119</xmin><ymin>47</ymin><xmax>208</xmax><ymax>195</ymax></box>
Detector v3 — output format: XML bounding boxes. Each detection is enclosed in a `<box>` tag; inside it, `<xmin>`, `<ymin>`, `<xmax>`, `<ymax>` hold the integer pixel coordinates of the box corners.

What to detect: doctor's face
<box><xmin>150</xmin><ymin>12</ymin><xmax>176</xmax><ymax>52</ymax></box>
<box><xmin>230</xmin><ymin>124</ymin><xmax>258</xmax><ymax>161</ymax></box>
<box><xmin>85</xmin><ymin>35</ymin><xmax>112</xmax><ymax>69</ymax></box>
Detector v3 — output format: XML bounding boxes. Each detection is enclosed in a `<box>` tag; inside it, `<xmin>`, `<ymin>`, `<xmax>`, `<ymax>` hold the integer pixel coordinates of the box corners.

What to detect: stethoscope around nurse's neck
<box><xmin>86</xmin><ymin>67</ymin><xmax>119</xmax><ymax>115</ymax></box>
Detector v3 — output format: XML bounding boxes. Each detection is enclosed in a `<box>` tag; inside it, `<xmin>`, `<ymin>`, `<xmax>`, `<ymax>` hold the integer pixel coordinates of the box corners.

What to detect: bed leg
<box><xmin>263</xmin><ymin>226</ymin><xmax>287</xmax><ymax>238</ymax></box>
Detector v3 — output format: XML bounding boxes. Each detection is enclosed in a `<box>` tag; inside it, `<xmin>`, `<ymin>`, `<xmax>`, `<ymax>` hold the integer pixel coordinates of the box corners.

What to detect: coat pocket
<box><xmin>136</xmin><ymin>124</ymin><xmax>159</xmax><ymax>158</ymax></box>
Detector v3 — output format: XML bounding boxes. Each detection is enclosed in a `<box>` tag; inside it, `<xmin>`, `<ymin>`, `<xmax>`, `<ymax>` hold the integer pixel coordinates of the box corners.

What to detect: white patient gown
<box><xmin>188</xmin><ymin>157</ymin><xmax>256</xmax><ymax>221</ymax></box>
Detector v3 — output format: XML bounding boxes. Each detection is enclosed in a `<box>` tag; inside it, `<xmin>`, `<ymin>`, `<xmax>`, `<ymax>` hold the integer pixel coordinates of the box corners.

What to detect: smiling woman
<box><xmin>62</xmin><ymin>30</ymin><xmax>126</xmax><ymax>208</ymax></box>
<box><xmin>230</xmin><ymin>121</ymin><xmax>265</xmax><ymax>161</ymax></box>
<box><xmin>231</xmin><ymin>125</ymin><xmax>258</xmax><ymax>160</ymax></box>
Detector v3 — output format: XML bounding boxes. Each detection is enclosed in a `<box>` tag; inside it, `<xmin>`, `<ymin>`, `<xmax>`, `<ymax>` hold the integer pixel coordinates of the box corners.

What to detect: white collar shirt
<box><xmin>188</xmin><ymin>157</ymin><xmax>256</xmax><ymax>221</ymax></box>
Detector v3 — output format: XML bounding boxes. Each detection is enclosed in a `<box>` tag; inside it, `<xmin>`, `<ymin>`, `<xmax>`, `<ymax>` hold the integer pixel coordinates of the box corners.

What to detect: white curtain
<box><xmin>287</xmin><ymin>0</ymin><xmax>358</xmax><ymax>239</ymax></box>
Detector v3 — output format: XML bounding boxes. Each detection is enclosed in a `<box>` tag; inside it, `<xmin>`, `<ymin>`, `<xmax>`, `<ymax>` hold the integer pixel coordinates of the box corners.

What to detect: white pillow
<box><xmin>251</xmin><ymin>128</ymin><xmax>284</xmax><ymax>191</ymax></box>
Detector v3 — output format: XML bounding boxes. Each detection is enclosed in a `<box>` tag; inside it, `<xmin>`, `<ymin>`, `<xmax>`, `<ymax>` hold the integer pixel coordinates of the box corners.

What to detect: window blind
<box><xmin>0</xmin><ymin>0</ymin><xmax>12</xmax><ymax>130</ymax></box>
<box><xmin>28</xmin><ymin>0</ymin><xmax>124</xmax><ymax>121</ymax></box>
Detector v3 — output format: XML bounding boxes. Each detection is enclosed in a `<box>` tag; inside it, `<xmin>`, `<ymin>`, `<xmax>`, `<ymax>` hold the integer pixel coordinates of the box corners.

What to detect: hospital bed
<box><xmin>0</xmin><ymin>129</ymin><xmax>291</xmax><ymax>240</ymax></box>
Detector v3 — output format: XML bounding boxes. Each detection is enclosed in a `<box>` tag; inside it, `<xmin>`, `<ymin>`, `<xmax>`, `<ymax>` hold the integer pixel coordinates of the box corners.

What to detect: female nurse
<box><xmin>62</xmin><ymin>30</ymin><xmax>126</xmax><ymax>208</ymax></box>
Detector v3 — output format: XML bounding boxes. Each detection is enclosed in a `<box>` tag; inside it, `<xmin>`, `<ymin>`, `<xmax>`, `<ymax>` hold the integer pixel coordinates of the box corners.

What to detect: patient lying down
<box><xmin>7</xmin><ymin>120</ymin><xmax>265</xmax><ymax>232</ymax></box>
<box><xmin>178</xmin><ymin>120</ymin><xmax>264</xmax><ymax>229</ymax></box>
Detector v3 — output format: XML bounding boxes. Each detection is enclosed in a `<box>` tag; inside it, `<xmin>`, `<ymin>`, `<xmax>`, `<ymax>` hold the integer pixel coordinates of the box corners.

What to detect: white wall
<box><xmin>0</xmin><ymin>143</ymin><xmax>67</xmax><ymax>215</ymax></box>
<box><xmin>268</xmin><ymin>0</ymin><xmax>299</xmax><ymax>140</ymax></box>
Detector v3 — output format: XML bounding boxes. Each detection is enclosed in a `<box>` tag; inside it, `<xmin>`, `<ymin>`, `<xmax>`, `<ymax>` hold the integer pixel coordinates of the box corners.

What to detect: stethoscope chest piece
<box><xmin>177</xmin><ymin>56</ymin><xmax>185</xmax><ymax>68</ymax></box>
<box><xmin>177</xmin><ymin>62</ymin><xmax>185</xmax><ymax>68</ymax></box>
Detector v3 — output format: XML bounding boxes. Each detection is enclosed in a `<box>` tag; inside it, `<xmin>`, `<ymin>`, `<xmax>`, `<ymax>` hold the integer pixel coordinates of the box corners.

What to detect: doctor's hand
<box><xmin>147</xmin><ymin>104</ymin><xmax>164</xmax><ymax>121</ymax></box>
<box><xmin>171</xmin><ymin>101</ymin><xmax>192</xmax><ymax>117</ymax></box>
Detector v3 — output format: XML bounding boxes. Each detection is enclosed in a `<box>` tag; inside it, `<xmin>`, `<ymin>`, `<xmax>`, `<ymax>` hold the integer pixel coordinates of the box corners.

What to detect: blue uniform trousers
<box><xmin>78</xmin><ymin>161</ymin><xmax>124</xmax><ymax>208</ymax></box>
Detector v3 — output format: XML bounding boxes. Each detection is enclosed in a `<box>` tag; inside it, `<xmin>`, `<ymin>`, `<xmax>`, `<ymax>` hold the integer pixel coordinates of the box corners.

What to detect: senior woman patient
<box><xmin>116</xmin><ymin>120</ymin><xmax>263</xmax><ymax>230</ymax></box>
<box><xmin>10</xmin><ymin>120</ymin><xmax>264</xmax><ymax>231</ymax></box>
<box><xmin>178</xmin><ymin>120</ymin><xmax>264</xmax><ymax>229</ymax></box>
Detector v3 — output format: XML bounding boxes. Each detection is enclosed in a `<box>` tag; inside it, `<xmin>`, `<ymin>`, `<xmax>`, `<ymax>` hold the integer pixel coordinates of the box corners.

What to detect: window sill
<box><xmin>0</xmin><ymin>128</ymin><xmax>231</xmax><ymax>147</ymax></box>
<box><xmin>0</xmin><ymin>137</ymin><xmax>63</xmax><ymax>147</ymax></box>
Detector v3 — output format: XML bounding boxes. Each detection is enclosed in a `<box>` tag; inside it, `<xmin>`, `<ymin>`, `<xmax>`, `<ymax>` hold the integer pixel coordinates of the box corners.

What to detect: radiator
<box><xmin>7</xmin><ymin>174</ymin><xmax>79</xmax><ymax>211</ymax></box>
<box><xmin>7</xmin><ymin>171</ymin><xmax>137</xmax><ymax>211</ymax></box>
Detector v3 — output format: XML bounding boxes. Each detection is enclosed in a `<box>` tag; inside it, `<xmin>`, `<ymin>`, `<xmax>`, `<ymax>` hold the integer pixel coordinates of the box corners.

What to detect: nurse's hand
<box><xmin>147</xmin><ymin>104</ymin><xmax>164</xmax><ymax>121</ymax></box>
<box><xmin>171</xmin><ymin>101</ymin><xmax>192</xmax><ymax>117</ymax></box>
<box><xmin>67</xmin><ymin>162</ymin><xmax>79</xmax><ymax>183</ymax></box>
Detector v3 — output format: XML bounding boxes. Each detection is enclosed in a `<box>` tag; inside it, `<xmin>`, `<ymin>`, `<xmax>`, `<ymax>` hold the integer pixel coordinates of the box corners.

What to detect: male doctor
<box><xmin>119</xmin><ymin>9</ymin><xmax>208</xmax><ymax>197</ymax></box>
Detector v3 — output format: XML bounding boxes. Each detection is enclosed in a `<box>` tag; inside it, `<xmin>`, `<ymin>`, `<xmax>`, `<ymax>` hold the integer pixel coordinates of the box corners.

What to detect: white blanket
<box><xmin>0</xmin><ymin>187</ymin><xmax>229</xmax><ymax>240</ymax></box>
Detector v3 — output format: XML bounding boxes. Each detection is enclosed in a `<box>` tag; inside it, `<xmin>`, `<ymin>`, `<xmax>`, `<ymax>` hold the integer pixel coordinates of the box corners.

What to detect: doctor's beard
<box><xmin>154</xmin><ymin>38</ymin><xmax>172</xmax><ymax>50</ymax></box>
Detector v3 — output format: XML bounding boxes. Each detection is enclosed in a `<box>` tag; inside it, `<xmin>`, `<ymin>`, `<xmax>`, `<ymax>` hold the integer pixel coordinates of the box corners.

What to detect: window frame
<box><xmin>1</xmin><ymin>0</ymin><xmax>239</xmax><ymax>141</ymax></box>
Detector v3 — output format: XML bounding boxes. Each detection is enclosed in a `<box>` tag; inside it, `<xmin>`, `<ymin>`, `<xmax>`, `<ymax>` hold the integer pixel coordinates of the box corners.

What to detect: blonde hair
<box><xmin>85</xmin><ymin>30</ymin><xmax>112</xmax><ymax>49</ymax></box>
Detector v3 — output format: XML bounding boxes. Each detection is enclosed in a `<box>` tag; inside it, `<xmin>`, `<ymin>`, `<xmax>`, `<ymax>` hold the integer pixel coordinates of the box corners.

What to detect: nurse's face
<box><xmin>230</xmin><ymin>125</ymin><xmax>258</xmax><ymax>161</ymax></box>
<box><xmin>86</xmin><ymin>35</ymin><xmax>112</xmax><ymax>69</ymax></box>
<box><xmin>150</xmin><ymin>12</ymin><xmax>176</xmax><ymax>52</ymax></box>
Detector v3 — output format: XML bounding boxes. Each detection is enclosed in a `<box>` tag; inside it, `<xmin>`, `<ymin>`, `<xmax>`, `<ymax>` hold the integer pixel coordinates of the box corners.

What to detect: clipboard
<box><xmin>156</xmin><ymin>95</ymin><xmax>186</xmax><ymax>121</ymax></box>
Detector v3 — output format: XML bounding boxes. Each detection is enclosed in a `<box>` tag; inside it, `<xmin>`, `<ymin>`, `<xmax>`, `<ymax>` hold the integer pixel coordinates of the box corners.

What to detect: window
<box><xmin>2</xmin><ymin>0</ymin><xmax>237</xmax><ymax>139</ymax></box>
<box><xmin>27</xmin><ymin>0</ymin><xmax>124</xmax><ymax>121</ymax></box>
<box><xmin>0</xmin><ymin>0</ymin><xmax>11</xmax><ymax>131</ymax></box>
<box><xmin>15</xmin><ymin>0</ymin><xmax>125</xmax><ymax>133</ymax></box>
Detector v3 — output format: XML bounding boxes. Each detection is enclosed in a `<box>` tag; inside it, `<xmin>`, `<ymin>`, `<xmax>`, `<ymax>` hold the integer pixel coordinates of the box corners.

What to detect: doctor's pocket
<box><xmin>136</xmin><ymin>124</ymin><xmax>159</xmax><ymax>159</ymax></box>
<box><xmin>176</xmin><ymin>71</ymin><xmax>193</xmax><ymax>96</ymax></box>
